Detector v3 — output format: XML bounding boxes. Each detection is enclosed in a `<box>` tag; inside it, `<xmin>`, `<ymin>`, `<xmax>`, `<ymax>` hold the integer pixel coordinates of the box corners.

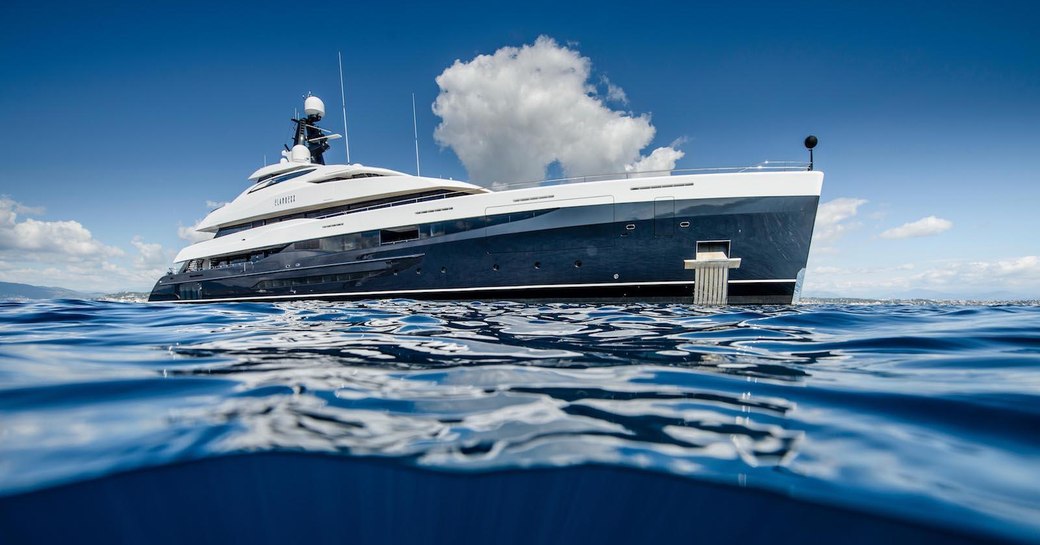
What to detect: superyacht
<box><xmin>149</xmin><ymin>95</ymin><xmax>823</xmax><ymax>304</ymax></box>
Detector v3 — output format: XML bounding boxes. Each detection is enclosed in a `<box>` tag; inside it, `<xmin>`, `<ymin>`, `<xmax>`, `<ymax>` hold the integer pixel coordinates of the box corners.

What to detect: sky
<box><xmin>0</xmin><ymin>0</ymin><xmax>1038</xmax><ymax>298</ymax></box>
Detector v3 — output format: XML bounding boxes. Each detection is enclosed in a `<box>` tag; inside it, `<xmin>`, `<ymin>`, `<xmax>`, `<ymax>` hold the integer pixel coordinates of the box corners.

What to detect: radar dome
<box><xmin>290</xmin><ymin>144</ymin><xmax>311</xmax><ymax>163</ymax></box>
<box><xmin>304</xmin><ymin>96</ymin><xmax>325</xmax><ymax>119</ymax></box>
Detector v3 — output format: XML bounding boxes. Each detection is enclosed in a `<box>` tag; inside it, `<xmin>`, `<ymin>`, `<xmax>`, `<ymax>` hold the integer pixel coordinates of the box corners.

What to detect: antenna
<box><xmin>412</xmin><ymin>92</ymin><xmax>421</xmax><ymax>176</ymax></box>
<box><xmin>338</xmin><ymin>51</ymin><xmax>351</xmax><ymax>164</ymax></box>
<box><xmin>804</xmin><ymin>135</ymin><xmax>818</xmax><ymax>171</ymax></box>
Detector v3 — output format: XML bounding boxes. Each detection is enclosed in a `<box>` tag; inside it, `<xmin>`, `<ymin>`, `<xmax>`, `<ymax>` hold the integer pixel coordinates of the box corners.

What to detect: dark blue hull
<box><xmin>149</xmin><ymin>195</ymin><xmax>819</xmax><ymax>304</ymax></box>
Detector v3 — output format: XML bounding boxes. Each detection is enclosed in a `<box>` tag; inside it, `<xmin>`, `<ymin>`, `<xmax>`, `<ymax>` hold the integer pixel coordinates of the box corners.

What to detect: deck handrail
<box><xmin>489</xmin><ymin>161</ymin><xmax>811</xmax><ymax>190</ymax></box>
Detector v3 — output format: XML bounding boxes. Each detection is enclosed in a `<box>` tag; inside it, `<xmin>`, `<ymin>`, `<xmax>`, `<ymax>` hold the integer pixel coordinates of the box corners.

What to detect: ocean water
<box><xmin>0</xmin><ymin>298</ymin><xmax>1038</xmax><ymax>544</ymax></box>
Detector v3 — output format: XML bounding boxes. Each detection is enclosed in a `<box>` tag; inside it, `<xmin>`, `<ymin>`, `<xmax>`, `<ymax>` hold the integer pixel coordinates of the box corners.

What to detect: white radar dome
<box><xmin>290</xmin><ymin>144</ymin><xmax>311</xmax><ymax>163</ymax></box>
<box><xmin>304</xmin><ymin>96</ymin><xmax>325</xmax><ymax>119</ymax></box>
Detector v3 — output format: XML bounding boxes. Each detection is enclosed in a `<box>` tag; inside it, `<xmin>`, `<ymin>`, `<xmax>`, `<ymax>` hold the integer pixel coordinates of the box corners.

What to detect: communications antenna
<box><xmin>412</xmin><ymin>93</ymin><xmax>421</xmax><ymax>176</ymax></box>
<box><xmin>338</xmin><ymin>51</ymin><xmax>351</xmax><ymax>163</ymax></box>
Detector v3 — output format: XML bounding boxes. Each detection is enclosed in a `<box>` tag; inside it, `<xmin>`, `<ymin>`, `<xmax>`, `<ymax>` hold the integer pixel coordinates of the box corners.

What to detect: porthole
<box><xmin>679</xmin><ymin>221</ymin><xmax>691</xmax><ymax>228</ymax></box>
<box><xmin>534</xmin><ymin>262</ymin><xmax>541</xmax><ymax>269</ymax></box>
<box><xmin>625</xmin><ymin>224</ymin><xmax>636</xmax><ymax>230</ymax></box>
<box><xmin>574</xmin><ymin>260</ymin><xmax>582</xmax><ymax>268</ymax></box>
<box><xmin>416</xmin><ymin>268</ymin><xmax>422</xmax><ymax>275</ymax></box>
<box><xmin>492</xmin><ymin>264</ymin><xmax>499</xmax><ymax>271</ymax></box>
<box><xmin>440</xmin><ymin>267</ymin><xmax>447</xmax><ymax>274</ymax></box>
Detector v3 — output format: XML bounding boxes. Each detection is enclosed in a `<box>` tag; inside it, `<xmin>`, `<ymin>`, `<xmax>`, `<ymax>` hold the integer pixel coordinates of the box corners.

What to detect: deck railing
<box><xmin>489</xmin><ymin>161</ymin><xmax>811</xmax><ymax>190</ymax></box>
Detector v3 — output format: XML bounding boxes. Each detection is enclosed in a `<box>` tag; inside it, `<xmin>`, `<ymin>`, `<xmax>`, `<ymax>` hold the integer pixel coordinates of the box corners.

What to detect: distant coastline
<box><xmin>0</xmin><ymin>281</ymin><xmax>146</xmax><ymax>302</ymax></box>
<box><xmin>0</xmin><ymin>281</ymin><xmax>95</xmax><ymax>300</ymax></box>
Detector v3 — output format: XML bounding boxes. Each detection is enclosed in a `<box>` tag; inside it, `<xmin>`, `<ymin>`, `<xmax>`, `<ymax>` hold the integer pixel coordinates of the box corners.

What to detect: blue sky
<box><xmin>1</xmin><ymin>0</ymin><xmax>1038</xmax><ymax>297</ymax></box>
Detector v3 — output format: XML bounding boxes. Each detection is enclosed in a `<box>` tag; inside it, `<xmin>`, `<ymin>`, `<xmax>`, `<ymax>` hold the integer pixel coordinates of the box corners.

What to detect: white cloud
<box><xmin>131</xmin><ymin>236</ymin><xmax>174</xmax><ymax>270</ymax></box>
<box><xmin>0</xmin><ymin>233</ymin><xmax>175</xmax><ymax>293</ymax></box>
<box><xmin>803</xmin><ymin>256</ymin><xmax>1040</xmax><ymax>299</ymax></box>
<box><xmin>205</xmin><ymin>200</ymin><xmax>227</xmax><ymax>209</ymax></box>
<box><xmin>601</xmin><ymin>76</ymin><xmax>628</xmax><ymax>104</ymax></box>
<box><xmin>0</xmin><ymin>196</ymin><xmax>182</xmax><ymax>293</ymax></box>
<box><xmin>879</xmin><ymin>216</ymin><xmax>953</xmax><ymax>239</ymax></box>
<box><xmin>432</xmin><ymin>36</ymin><xmax>683</xmax><ymax>184</ymax></box>
<box><xmin>626</xmin><ymin>146</ymin><xmax>686</xmax><ymax>177</ymax></box>
<box><xmin>178</xmin><ymin>219</ymin><xmax>214</xmax><ymax>244</ymax></box>
<box><xmin>0</xmin><ymin>196</ymin><xmax>123</xmax><ymax>258</ymax></box>
<box><xmin>0</xmin><ymin>197</ymin><xmax>44</xmax><ymax>217</ymax></box>
<box><xmin>924</xmin><ymin>256</ymin><xmax>1040</xmax><ymax>287</ymax></box>
<box><xmin>812</xmin><ymin>197</ymin><xmax>867</xmax><ymax>247</ymax></box>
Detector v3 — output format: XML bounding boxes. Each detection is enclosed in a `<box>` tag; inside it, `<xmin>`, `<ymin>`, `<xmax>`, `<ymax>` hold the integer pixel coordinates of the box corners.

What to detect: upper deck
<box><xmin>196</xmin><ymin>163</ymin><xmax>489</xmax><ymax>233</ymax></box>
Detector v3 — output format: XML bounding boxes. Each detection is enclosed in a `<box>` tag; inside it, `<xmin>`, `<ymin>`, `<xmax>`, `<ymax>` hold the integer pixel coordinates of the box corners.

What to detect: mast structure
<box><xmin>338</xmin><ymin>51</ymin><xmax>351</xmax><ymax>164</ymax></box>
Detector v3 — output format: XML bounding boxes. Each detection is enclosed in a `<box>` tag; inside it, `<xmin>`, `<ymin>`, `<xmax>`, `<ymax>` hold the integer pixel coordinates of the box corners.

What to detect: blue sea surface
<box><xmin>0</xmin><ymin>299</ymin><xmax>1038</xmax><ymax>543</ymax></box>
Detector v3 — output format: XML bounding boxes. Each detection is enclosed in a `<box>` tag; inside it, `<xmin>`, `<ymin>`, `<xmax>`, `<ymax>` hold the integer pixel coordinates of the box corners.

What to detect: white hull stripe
<box><xmin>157</xmin><ymin>279</ymin><xmax>797</xmax><ymax>304</ymax></box>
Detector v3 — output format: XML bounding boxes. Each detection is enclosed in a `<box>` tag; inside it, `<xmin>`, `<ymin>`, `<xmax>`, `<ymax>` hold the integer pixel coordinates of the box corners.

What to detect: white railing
<box><xmin>489</xmin><ymin>161</ymin><xmax>811</xmax><ymax>190</ymax></box>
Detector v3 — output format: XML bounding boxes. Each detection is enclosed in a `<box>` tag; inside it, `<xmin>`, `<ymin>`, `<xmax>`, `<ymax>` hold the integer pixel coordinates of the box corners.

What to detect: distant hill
<box><xmin>0</xmin><ymin>281</ymin><xmax>95</xmax><ymax>300</ymax></box>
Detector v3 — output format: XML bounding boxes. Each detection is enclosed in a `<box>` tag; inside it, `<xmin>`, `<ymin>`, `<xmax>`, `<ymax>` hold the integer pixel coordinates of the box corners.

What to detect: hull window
<box><xmin>177</xmin><ymin>283</ymin><xmax>201</xmax><ymax>300</ymax></box>
<box><xmin>255</xmin><ymin>271</ymin><xmax>376</xmax><ymax>290</ymax></box>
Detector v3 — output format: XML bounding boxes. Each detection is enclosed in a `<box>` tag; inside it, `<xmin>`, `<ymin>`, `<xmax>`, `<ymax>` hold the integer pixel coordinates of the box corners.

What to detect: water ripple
<box><xmin>0</xmin><ymin>299</ymin><xmax>1038</xmax><ymax>543</ymax></box>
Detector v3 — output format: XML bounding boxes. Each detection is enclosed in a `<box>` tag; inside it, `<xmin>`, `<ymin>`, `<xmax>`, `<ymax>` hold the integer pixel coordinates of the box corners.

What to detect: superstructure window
<box><xmin>248</xmin><ymin>168</ymin><xmax>317</xmax><ymax>193</ymax></box>
<box><xmin>277</xmin><ymin>207</ymin><xmax>561</xmax><ymax>256</ymax></box>
<box><xmin>255</xmin><ymin>165</ymin><xmax>310</xmax><ymax>184</ymax></box>
<box><xmin>202</xmin><ymin>247</ymin><xmax>285</xmax><ymax>270</ymax></box>
<box><xmin>314</xmin><ymin>172</ymin><xmax>387</xmax><ymax>183</ymax></box>
<box><xmin>179</xmin><ymin>259</ymin><xmax>204</xmax><ymax>273</ymax></box>
<box><xmin>215</xmin><ymin>190</ymin><xmax>469</xmax><ymax>238</ymax></box>
<box><xmin>380</xmin><ymin>226</ymin><xmax>420</xmax><ymax>245</ymax></box>
<box><xmin>292</xmin><ymin>231</ymin><xmax>378</xmax><ymax>252</ymax></box>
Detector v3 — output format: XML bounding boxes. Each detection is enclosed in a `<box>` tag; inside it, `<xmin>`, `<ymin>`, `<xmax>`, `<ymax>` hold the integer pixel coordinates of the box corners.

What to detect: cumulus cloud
<box><xmin>879</xmin><ymin>216</ymin><xmax>953</xmax><ymax>239</ymax></box>
<box><xmin>812</xmin><ymin>197</ymin><xmax>867</xmax><ymax>246</ymax></box>
<box><xmin>626</xmin><ymin>145</ymin><xmax>686</xmax><ymax>177</ymax></box>
<box><xmin>178</xmin><ymin>219</ymin><xmax>214</xmax><ymax>244</ymax></box>
<box><xmin>0</xmin><ymin>234</ymin><xmax>174</xmax><ymax>293</ymax></box>
<box><xmin>0</xmin><ymin>198</ymin><xmax>45</xmax><ymax>217</ymax></box>
<box><xmin>914</xmin><ymin>256</ymin><xmax>1040</xmax><ymax>288</ymax></box>
<box><xmin>803</xmin><ymin>256</ymin><xmax>1040</xmax><ymax>299</ymax></box>
<box><xmin>433</xmin><ymin>36</ymin><xmax>683</xmax><ymax>184</ymax></box>
<box><xmin>0</xmin><ymin>196</ymin><xmax>123</xmax><ymax>258</ymax></box>
<box><xmin>602</xmin><ymin>76</ymin><xmax>628</xmax><ymax>104</ymax></box>
<box><xmin>0</xmin><ymin>196</ymin><xmax>182</xmax><ymax>292</ymax></box>
<box><xmin>131</xmin><ymin>236</ymin><xmax>174</xmax><ymax>271</ymax></box>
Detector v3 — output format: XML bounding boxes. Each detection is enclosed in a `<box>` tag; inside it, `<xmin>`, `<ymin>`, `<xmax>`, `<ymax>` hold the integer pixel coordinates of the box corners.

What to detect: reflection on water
<box><xmin>167</xmin><ymin>301</ymin><xmax>813</xmax><ymax>475</ymax></box>
<box><xmin>0</xmin><ymin>299</ymin><xmax>1038</xmax><ymax>543</ymax></box>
